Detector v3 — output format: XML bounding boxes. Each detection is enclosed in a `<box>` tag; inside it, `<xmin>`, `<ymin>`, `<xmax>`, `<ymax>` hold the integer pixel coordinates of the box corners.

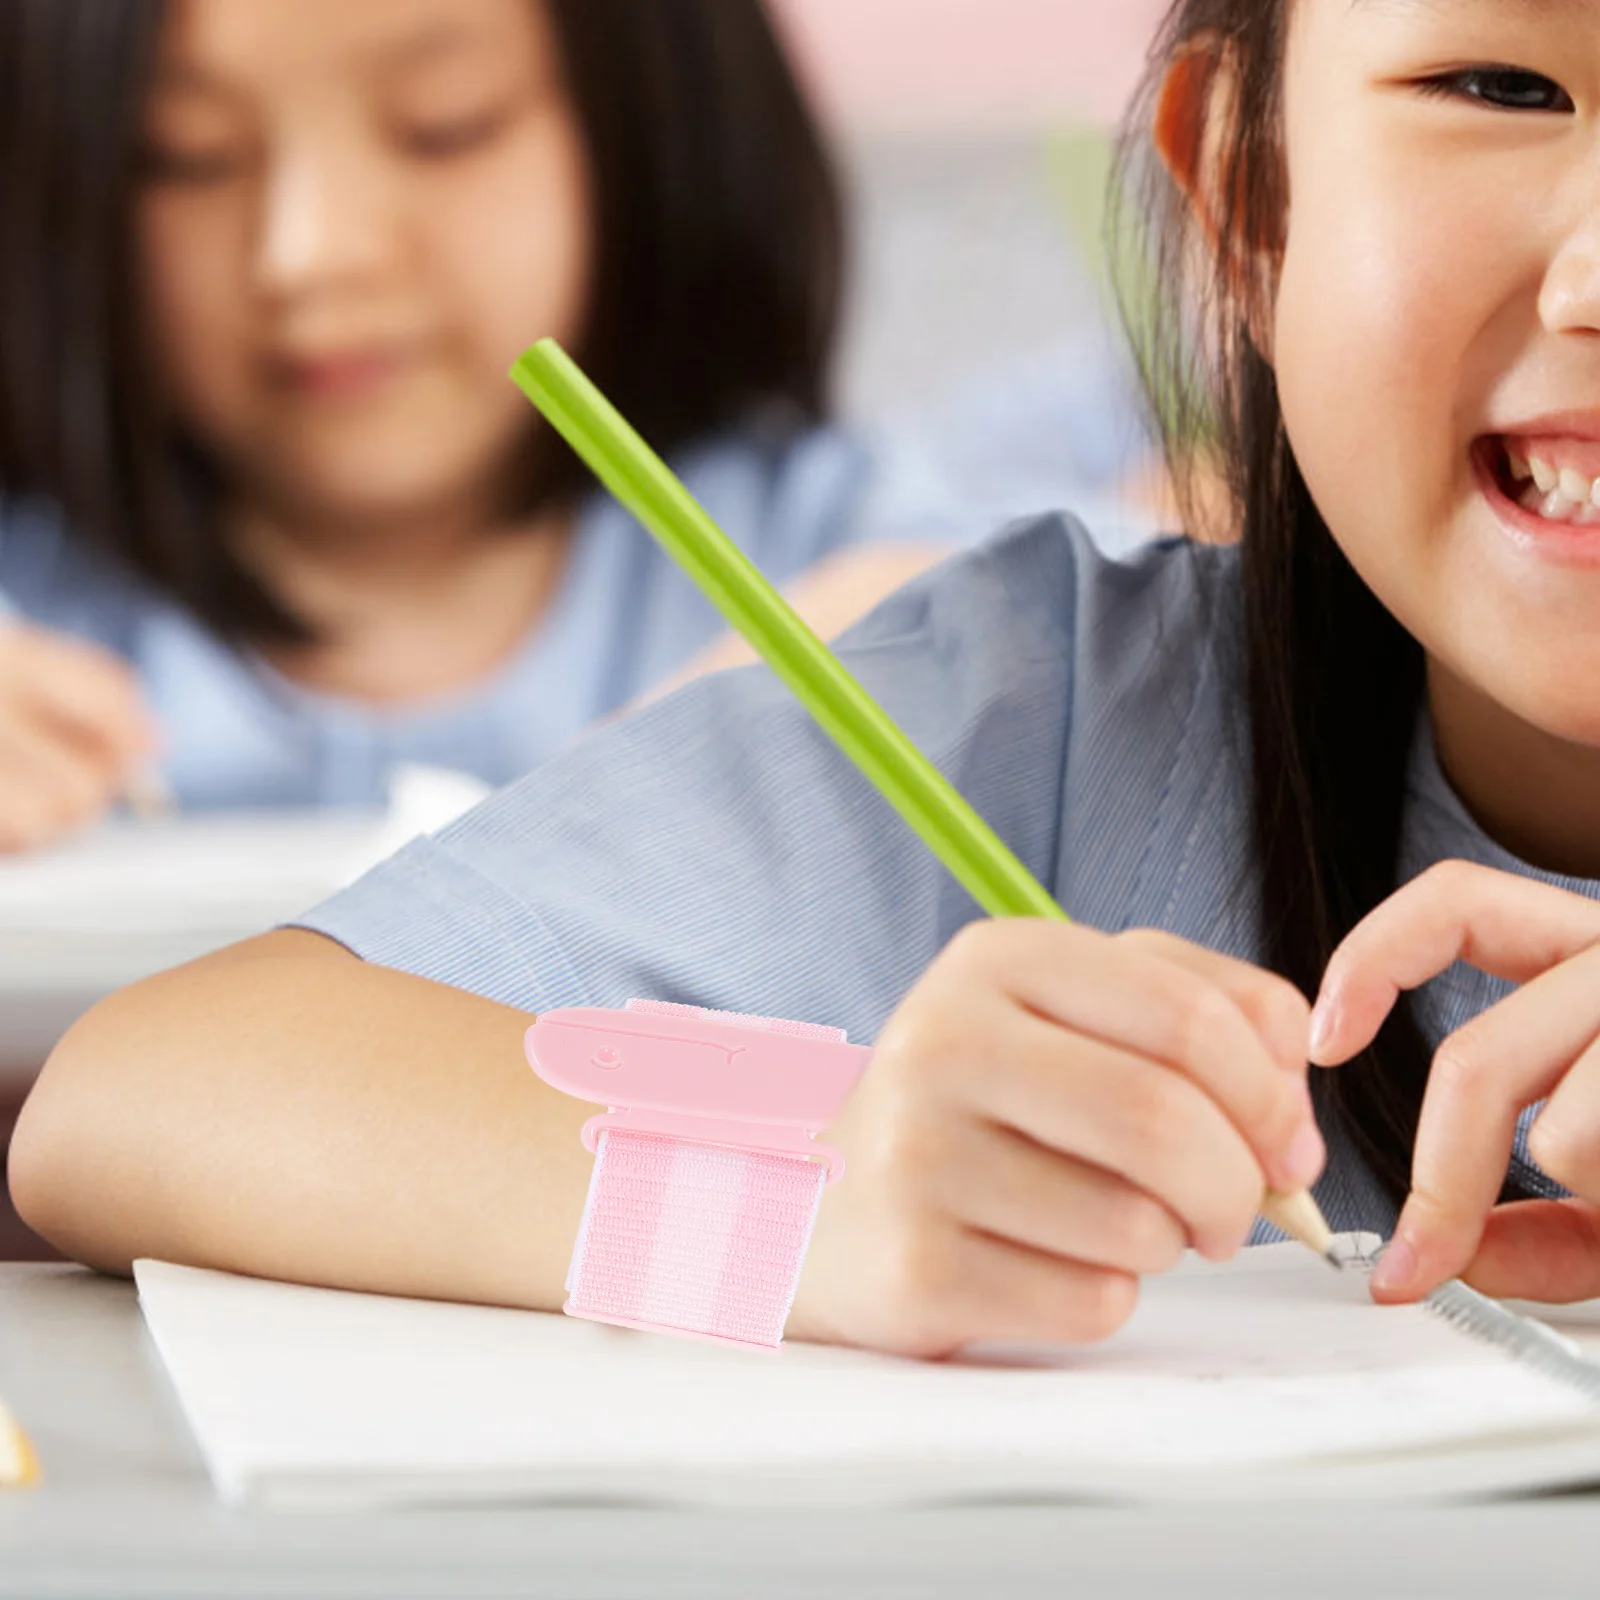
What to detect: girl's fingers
<box><xmin>1311</xmin><ymin>862</ymin><xmax>1600</xmax><ymax>1066</ymax></box>
<box><xmin>817</xmin><ymin>919</ymin><xmax>1334</xmax><ymax>1354</ymax></box>
<box><xmin>981</xmin><ymin>1007</ymin><xmax>1267</xmax><ymax>1259</ymax></box>
<box><xmin>964</xmin><ymin>921</ymin><xmax>1318</xmax><ymax>1196</ymax></box>
<box><xmin>929</xmin><ymin>1118</ymin><xmax>1188</xmax><ymax>1277</ymax></box>
<box><xmin>908</xmin><ymin>1226</ymin><xmax>1141</xmax><ymax>1350</ymax></box>
<box><xmin>1113</xmin><ymin>928</ymin><xmax>1313</xmax><ymax>1077</ymax></box>
<box><xmin>1463</xmin><ymin>1200</ymin><xmax>1600</xmax><ymax>1304</ymax></box>
<box><xmin>0</xmin><ymin>626</ymin><xmax>153</xmax><ymax>766</ymax></box>
<box><xmin>1369</xmin><ymin>944</ymin><xmax>1600</xmax><ymax>1302</ymax></box>
<box><xmin>0</xmin><ymin>717</ymin><xmax>123</xmax><ymax>850</ymax></box>
<box><xmin>1529</xmin><ymin>1022</ymin><xmax>1600</xmax><ymax>1197</ymax></box>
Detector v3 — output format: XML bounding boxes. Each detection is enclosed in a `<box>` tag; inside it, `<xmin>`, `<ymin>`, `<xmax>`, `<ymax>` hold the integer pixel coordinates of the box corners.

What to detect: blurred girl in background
<box><xmin>21</xmin><ymin>0</ymin><xmax>1600</xmax><ymax>1340</ymax></box>
<box><xmin>0</xmin><ymin>0</ymin><xmax>960</xmax><ymax>847</ymax></box>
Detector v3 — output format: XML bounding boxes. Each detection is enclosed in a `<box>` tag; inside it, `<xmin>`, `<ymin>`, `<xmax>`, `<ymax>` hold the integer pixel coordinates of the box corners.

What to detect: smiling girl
<box><xmin>16</xmin><ymin>0</ymin><xmax>1600</xmax><ymax>1346</ymax></box>
<box><xmin>0</xmin><ymin>0</ymin><xmax>964</xmax><ymax>848</ymax></box>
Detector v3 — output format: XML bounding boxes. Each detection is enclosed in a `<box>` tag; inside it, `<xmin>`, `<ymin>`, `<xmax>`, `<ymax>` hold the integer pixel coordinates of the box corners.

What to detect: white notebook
<box><xmin>135</xmin><ymin>1240</ymin><xmax>1600</xmax><ymax>1509</ymax></box>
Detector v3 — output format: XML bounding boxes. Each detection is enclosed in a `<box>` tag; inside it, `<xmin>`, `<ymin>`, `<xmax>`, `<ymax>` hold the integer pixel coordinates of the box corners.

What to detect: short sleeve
<box><xmin>295</xmin><ymin>514</ymin><xmax>1089</xmax><ymax>1044</ymax></box>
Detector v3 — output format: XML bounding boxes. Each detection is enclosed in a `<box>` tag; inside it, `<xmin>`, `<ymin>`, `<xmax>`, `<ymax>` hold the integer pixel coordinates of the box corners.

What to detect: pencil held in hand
<box><xmin>1261</xmin><ymin>1189</ymin><xmax>1340</xmax><ymax>1268</ymax></box>
<box><xmin>509</xmin><ymin>337</ymin><xmax>1336</xmax><ymax>1270</ymax></box>
<box><xmin>121</xmin><ymin>764</ymin><xmax>177</xmax><ymax>819</ymax></box>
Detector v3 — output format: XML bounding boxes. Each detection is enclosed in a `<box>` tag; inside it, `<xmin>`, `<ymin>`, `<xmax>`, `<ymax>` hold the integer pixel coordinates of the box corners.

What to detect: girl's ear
<box><xmin>1152</xmin><ymin>37</ymin><xmax>1279</xmax><ymax>365</ymax></box>
<box><xmin>1153</xmin><ymin>40</ymin><xmax>1227</xmax><ymax>249</ymax></box>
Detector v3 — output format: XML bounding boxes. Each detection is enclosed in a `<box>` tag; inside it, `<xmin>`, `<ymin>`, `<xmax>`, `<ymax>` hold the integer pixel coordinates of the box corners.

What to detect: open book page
<box><xmin>967</xmin><ymin>1232</ymin><xmax>1466</xmax><ymax>1377</ymax></box>
<box><xmin>134</xmin><ymin>1239</ymin><xmax>1600</xmax><ymax>1509</ymax></box>
<box><xmin>1510</xmin><ymin>1296</ymin><xmax>1600</xmax><ymax>1359</ymax></box>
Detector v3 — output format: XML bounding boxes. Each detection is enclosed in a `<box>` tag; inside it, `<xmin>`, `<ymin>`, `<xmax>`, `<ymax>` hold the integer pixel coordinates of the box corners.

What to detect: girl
<box><xmin>0</xmin><ymin>0</ymin><xmax>962</xmax><ymax>849</ymax></box>
<box><xmin>16</xmin><ymin>0</ymin><xmax>1600</xmax><ymax>1349</ymax></box>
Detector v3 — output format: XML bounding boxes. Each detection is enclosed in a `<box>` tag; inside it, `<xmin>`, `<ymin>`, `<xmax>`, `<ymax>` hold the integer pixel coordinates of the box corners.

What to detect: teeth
<box><xmin>1507</xmin><ymin>448</ymin><xmax>1600</xmax><ymax>525</ymax></box>
<box><xmin>1561</xmin><ymin>466</ymin><xmax>1592</xmax><ymax>502</ymax></box>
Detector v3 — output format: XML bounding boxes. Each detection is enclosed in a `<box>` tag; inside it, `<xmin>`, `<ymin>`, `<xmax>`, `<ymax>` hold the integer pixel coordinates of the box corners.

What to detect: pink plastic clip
<box><xmin>526</xmin><ymin>1000</ymin><xmax>871</xmax><ymax>1349</ymax></box>
<box><xmin>526</xmin><ymin>999</ymin><xmax>870</xmax><ymax>1180</ymax></box>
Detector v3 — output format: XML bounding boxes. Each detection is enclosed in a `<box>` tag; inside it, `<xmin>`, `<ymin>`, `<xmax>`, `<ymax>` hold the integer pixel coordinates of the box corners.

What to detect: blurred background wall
<box><xmin>769</xmin><ymin>0</ymin><xmax>1170</xmax><ymax>422</ymax></box>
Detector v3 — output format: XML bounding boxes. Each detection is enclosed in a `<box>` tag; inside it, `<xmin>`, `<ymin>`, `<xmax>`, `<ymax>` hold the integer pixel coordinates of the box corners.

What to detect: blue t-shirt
<box><xmin>298</xmin><ymin>515</ymin><xmax>1600</xmax><ymax>1237</ymax></box>
<box><xmin>0</xmin><ymin>380</ymin><xmax>1159</xmax><ymax>810</ymax></box>
<box><xmin>0</xmin><ymin>427</ymin><xmax>880</xmax><ymax>807</ymax></box>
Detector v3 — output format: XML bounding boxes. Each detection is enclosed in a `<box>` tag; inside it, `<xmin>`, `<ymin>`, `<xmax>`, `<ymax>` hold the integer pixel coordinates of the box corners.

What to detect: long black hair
<box><xmin>1108</xmin><ymin>2</ymin><xmax>1516</xmax><ymax>1207</ymax></box>
<box><xmin>0</xmin><ymin>0</ymin><xmax>844</xmax><ymax>640</ymax></box>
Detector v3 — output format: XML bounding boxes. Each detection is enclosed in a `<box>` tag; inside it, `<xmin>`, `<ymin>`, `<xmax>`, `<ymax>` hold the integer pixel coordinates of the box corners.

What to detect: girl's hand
<box><xmin>787</xmin><ymin>919</ymin><xmax>1324</xmax><ymax>1357</ymax></box>
<box><xmin>0</xmin><ymin>623</ymin><xmax>156</xmax><ymax>851</ymax></box>
<box><xmin>1308</xmin><ymin>861</ymin><xmax>1600</xmax><ymax>1305</ymax></box>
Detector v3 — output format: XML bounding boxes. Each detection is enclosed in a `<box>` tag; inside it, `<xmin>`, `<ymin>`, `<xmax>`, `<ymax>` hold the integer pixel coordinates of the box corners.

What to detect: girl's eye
<box><xmin>1417</xmin><ymin>67</ymin><xmax>1575</xmax><ymax>114</ymax></box>
<box><xmin>396</xmin><ymin>110</ymin><xmax>509</xmax><ymax>160</ymax></box>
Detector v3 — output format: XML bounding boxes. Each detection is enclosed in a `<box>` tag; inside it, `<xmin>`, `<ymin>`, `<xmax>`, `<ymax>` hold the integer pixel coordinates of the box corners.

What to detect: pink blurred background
<box><xmin>772</xmin><ymin>0</ymin><xmax>1171</xmax><ymax>133</ymax></box>
<box><xmin>782</xmin><ymin>1</ymin><xmax>1172</xmax><ymax>421</ymax></box>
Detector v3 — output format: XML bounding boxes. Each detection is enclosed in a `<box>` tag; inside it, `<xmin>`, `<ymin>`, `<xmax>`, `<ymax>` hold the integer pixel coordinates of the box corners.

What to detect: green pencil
<box><xmin>511</xmin><ymin>337</ymin><xmax>1062</xmax><ymax>924</ymax></box>
<box><xmin>508</xmin><ymin>337</ymin><xmax>1335</xmax><ymax>1264</ymax></box>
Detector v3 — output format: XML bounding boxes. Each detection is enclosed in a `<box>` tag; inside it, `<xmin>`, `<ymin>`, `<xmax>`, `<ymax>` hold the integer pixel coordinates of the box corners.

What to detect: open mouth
<box><xmin>1485</xmin><ymin>437</ymin><xmax>1600</xmax><ymax>527</ymax></box>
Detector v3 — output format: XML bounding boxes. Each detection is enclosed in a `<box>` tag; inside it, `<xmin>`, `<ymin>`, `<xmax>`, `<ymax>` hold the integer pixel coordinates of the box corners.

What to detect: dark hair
<box><xmin>1109</xmin><ymin>2</ymin><xmax>1524</xmax><ymax>1207</ymax></box>
<box><xmin>0</xmin><ymin>0</ymin><xmax>844</xmax><ymax>640</ymax></box>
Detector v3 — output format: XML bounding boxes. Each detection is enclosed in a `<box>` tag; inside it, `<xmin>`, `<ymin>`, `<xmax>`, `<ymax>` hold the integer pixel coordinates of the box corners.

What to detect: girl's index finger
<box><xmin>991</xmin><ymin>923</ymin><xmax>1321</xmax><ymax>1194</ymax></box>
<box><xmin>1370</xmin><ymin>941</ymin><xmax>1600</xmax><ymax>1302</ymax></box>
<box><xmin>1115</xmin><ymin>928</ymin><xmax>1313</xmax><ymax>1077</ymax></box>
<box><xmin>1309</xmin><ymin>862</ymin><xmax>1600</xmax><ymax>1067</ymax></box>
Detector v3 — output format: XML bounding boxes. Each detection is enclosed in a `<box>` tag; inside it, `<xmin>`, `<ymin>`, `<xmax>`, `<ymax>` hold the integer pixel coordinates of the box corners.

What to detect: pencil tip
<box><xmin>1323</xmin><ymin>1248</ymin><xmax>1345</xmax><ymax>1272</ymax></box>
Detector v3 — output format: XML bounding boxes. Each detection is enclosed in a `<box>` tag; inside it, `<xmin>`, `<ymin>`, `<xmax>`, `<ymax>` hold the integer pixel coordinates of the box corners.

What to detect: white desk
<box><xmin>0</xmin><ymin>929</ymin><xmax>248</xmax><ymax>1084</ymax></box>
<box><xmin>0</xmin><ymin>812</ymin><xmax>387</xmax><ymax>1086</ymax></box>
<box><xmin>4</xmin><ymin>1264</ymin><xmax>1600</xmax><ymax>1599</ymax></box>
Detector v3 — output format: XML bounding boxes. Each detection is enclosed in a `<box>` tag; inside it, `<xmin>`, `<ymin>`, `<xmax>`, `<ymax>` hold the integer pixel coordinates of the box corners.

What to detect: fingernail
<box><xmin>1308</xmin><ymin>994</ymin><xmax>1339</xmax><ymax>1061</ymax></box>
<box><xmin>1371</xmin><ymin>1232</ymin><xmax>1417</xmax><ymax>1294</ymax></box>
<box><xmin>1284</xmin><ymin>1118</ymin><xmax>1326</xmax><ymax>1188</ymax></box>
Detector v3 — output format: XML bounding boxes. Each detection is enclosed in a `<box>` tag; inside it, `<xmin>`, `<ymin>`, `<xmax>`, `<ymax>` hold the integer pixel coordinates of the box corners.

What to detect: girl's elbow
<box><xmin>10</xmin><ymin>929</ymin><xmax>346</xmax><ymax>1263</ymax></box>
<box><xmin>8</xmin><ymin>989</ymin><xmax>158</xmax><ymax>1273</ymax></box>
<box><xmin>7</xmin><ymin>1099</ymin><xmax>96</xmax><ymax>1269</ymax></box>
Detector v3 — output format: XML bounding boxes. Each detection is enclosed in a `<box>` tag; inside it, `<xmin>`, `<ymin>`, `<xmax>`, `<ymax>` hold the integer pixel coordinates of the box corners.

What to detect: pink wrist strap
<box><xmin>525</xmin><ymin>999</ymin><xmax>870</xmax><ymax>1351</ymax></box>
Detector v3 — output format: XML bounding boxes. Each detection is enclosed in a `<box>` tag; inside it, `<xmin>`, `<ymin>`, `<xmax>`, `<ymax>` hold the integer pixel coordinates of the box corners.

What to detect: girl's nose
<box><xmin>1538</xmin><ymin>184</ymin><xmax>1600</xmax><ymax>339</ymax></box>
<box><xmin>253</xmin><ymin>139</ymin><xmax>397</xmax><ymax>303</ymax></box>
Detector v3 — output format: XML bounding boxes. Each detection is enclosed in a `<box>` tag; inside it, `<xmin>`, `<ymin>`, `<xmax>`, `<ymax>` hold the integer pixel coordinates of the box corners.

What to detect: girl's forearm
<box><xmin>8</xmin><ymin>930</ymin><xmax>594</xmax><ymax>1308</ymax></box>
